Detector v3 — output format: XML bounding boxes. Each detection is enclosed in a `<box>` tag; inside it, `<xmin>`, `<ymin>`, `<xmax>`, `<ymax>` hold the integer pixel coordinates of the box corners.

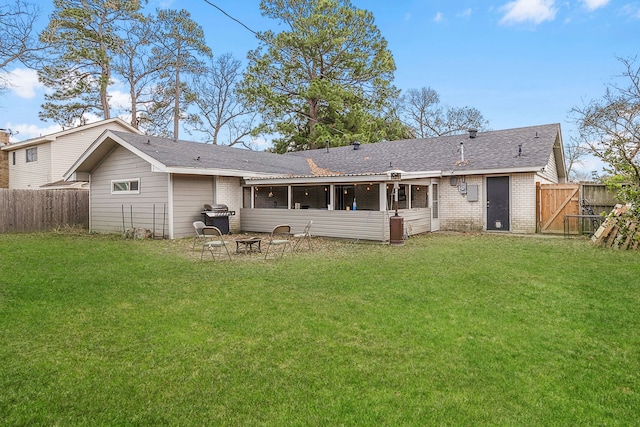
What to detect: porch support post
<box><xmin>379</xmin><ymin>183</ymin><xmax>387</xmax><ymax>211</ymax></box>
<box><xmin>329</xmin><ymin>184</ymin><xmax>334</xmax><ymax>209</ymax></box>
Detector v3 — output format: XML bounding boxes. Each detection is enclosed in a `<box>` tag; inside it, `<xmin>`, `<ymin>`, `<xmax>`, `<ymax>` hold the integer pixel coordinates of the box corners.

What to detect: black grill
<box><xmin>201</xmin><ymin>204</ymin><xmax>235</xmax><ymax>234</ymax></box>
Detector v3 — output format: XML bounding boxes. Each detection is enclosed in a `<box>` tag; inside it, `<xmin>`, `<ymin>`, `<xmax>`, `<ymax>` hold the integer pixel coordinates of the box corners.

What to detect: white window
<box><xmin>26</xmin><ymin>147</ymin><xmax>37</xmax><ymax>163</ymax></box>
<box><xmin>111</xmin><ymin>178</ymin><xmax>140</xmax><ymax>194</ymax></box>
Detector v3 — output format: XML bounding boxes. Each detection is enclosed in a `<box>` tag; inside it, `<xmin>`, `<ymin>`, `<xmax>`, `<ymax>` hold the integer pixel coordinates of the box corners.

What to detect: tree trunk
<box><xmin>174</xmin><ymin>46</ymin><xmax>181</xmax><ymax>141</ymax></box>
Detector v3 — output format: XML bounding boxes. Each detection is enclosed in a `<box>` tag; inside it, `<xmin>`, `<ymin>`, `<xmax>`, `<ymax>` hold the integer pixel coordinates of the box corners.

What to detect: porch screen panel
<box><xmin>292</xmin><ymin>185</ymin><xmax>329</xmax><ymax>209</ymax></box>
<box><xmin>243</xmin><ymin>187</ymin><xmax>251</xmax><ymax>208</ymax></box>
<box><xmin>254</xmin><ymin>186</ymin><xmax>288</xmax><ymax>208</ymax></box>
<box><xmin>411</xmin><ymin>185</ymin><xmax>429</xmax><ymax>208</ymax></box>
<box><xmin>354</xmin><ymin>183</ymin><xmax>379</xmax><ymax>210</ymax></box>
<box><xmin>386</xmin><ymin>184</ymin><xmax>408</xmax><ymax>210</ymax></box>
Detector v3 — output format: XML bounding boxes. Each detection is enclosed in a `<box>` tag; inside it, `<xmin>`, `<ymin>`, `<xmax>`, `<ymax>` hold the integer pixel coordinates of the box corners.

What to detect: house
<box><xmin>64</xmin><ymin>123</ymin><xmax>566</xmax><ymax>241</ymax></box>
<box><xmin>1</xmin><ymin>118</ymin><xmax>142</xmax><ymax>189</ymax></box>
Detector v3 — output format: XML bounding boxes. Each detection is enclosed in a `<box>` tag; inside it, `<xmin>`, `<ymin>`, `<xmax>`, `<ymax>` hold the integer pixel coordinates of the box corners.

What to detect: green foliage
<box><xmin>38</xmin><ymin>0</ymin><xmax>146</xmax><ymax>127</ymax></box>
<box><xmin>1</xmin><ymin>232</ymin><xmax>639</xmax><ymax>425</ymax></box>
<box><xmin>239</xmin><ymin>0</ymin><xmax>405</xmax><ymax>153</ymax></box>
<box><xmin>149</xmin><ymin>8</ymin><xmax>212</xmax><ymax>140</ymax></box>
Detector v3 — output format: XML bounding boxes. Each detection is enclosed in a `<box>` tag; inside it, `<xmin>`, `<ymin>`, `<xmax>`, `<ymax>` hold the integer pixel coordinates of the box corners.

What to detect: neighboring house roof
<box><xmin>1</xmin><ymin>118</ymin><xmax>141</xmax><ymax>151</ymax></box>
<box><xmin>40</xmin><ymin>179</ymin><xmax>89</xmax><ymax>190</ymax></box>
<box><xmin>65</xmin><ymin>123</ymin><xmax>566</xmax><ymax>182</ymax></box>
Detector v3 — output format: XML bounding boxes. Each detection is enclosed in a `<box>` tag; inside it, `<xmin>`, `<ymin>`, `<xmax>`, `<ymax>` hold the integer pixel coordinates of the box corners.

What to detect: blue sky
<box><xmin>1</xmin><ymin>0</ymin><xmax>639</xmax><ymax>175</ymax></box>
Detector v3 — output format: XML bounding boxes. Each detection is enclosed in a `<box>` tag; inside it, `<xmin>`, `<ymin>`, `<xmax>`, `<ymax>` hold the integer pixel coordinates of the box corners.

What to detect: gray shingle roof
<box><xmin>285</xmin><ymin>123</ymin><xmax>561</xmax><ymax>175</ymax></box>
<box><xmin>108</xmin><ymin>123</ymin><xmax>561</xmax><ymax>178</ymax></box>
<box><xmin>110</xmin><ymin>131</ymin><xmax>311</xmax><ymax>175</ymax></box>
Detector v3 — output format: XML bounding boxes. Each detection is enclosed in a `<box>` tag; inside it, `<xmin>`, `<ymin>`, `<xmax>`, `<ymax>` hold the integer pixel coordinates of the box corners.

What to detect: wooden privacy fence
<box><xmin>0</xmin><ymin>189</ymin><xmax>89</xmax><ymax>233</ymax></box>
<box><xmin>537</xmin><ymin>182</ymin><xmax>618</xmax><ymax>235</ymax></box>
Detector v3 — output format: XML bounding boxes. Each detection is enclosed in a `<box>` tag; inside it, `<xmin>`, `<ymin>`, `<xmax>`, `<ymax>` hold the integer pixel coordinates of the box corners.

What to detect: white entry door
<box><xmin>431</xmin><ymin>182</ymin><xmax>440</xmax><ymax>231</ymax></box>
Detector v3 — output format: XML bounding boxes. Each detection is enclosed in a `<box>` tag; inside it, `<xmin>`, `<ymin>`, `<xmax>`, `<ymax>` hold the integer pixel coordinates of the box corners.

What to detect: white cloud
<box><xmin>1</xmin><ymin>68</ymin><xmax>43</xmax><ymax>98</ymax></box>
<box><xmin>7</xmin><ymin>123</ymin><xmax>62</xmax><ymax>142</ymax></box>
<box><xmin>499</xmin><ymin>0</ymin><xmax>558</xmax><ymax>25</ymax></box>
<box><xmin>620</xmin><ymin>4</ymin><xmax>640</xmax><ymax>19</ymax></box>
<box><xmin>434</xmin><ymin>12</ymin><xmax>444</xmax><ymax>23</ymax></box>
<box><xmin>249</xmin><ymin>136</ymin><xmax>272</xmax><ymax>151</ymax></box>
<box><xmin>580</xmin><ymin>0</ymin><xmax>610</xmax><ymax>11</ymax></box>
<box><xmin>108</xmin><ymin>89</ymin><xmax>131</xmax><ymax>110</ymax></box>
<box><xmin>459</xmin><ymin>8</ymin><xmax>473</xmax><ymax>18</ymax></box>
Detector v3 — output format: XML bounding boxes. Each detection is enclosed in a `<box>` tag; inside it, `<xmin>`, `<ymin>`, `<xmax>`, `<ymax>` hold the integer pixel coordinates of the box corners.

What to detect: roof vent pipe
<box><xmin>325</xmin><ymin>140</ymin><xmax>329</xmax><ymax>153</ymax></box>
<box><xmin>468</xmin><ymin>128</ymin><xmax>477</xmax><ymax>139</ymax></box>
<box><xmin>353</xmin><ymin>141</ymin><xmax>360</xmax><ymax>150</ymax></box>
<box><xmin>460</xmin><ymin>141</ymin><xmax>465</xmax><ymax>163</ymax></box>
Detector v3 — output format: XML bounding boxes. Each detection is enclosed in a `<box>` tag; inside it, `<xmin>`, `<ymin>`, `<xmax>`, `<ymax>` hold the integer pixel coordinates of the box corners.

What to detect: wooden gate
<box><xmin>537</xmin><ymin>183</ymin><xmax>580</xmax><ymax>234</ymax></box>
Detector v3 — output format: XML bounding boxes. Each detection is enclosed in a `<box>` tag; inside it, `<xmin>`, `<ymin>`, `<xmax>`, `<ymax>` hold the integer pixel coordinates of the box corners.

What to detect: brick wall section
<box><xmin>439</xmin><ymin>172</ymin><xmax>538</xmax><ymax>233</ymax></box>
<box><xmin>0</xmin><ymin>132</ymin><xmax>9</xmax><ymax>188</ymax></box>
<box><xmin>440</xmin><ymin>175</ymin><xmax>484</xmax><ymax>232</ymax></box>
<box><xmin>511</xmin><ymin>172</ymin><xmax>537</xmax><ymax>233</ymax></box>
<box><xmin>216</xmin><ymin>176</ymin><xmax>243</xmax><ymax>233</ymax></box>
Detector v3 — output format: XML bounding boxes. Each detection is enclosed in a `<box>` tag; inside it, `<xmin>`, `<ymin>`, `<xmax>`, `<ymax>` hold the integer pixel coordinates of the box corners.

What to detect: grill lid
<box><xmin>204</xmin><ymin>203</ymin><xmax>228</xmax><ymax>212</ymax></box>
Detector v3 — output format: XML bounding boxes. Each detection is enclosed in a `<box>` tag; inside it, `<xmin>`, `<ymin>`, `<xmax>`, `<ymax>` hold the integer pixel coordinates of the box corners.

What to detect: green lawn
<box><xmin>1</xmin><ymin>232</ymin><xmax>639</xmax><ymax>426</ymax></box>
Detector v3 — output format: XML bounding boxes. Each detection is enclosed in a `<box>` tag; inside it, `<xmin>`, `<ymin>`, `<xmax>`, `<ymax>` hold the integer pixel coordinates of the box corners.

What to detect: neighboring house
<box><xmin>1</xmin><ymin>118</ymin><xmax>142</xmax><ymax>189</ymax></box>
<box><xmin>64</xmin><ymin>124</ymin><xmax>566</xmax><ymax>241</ymax></box>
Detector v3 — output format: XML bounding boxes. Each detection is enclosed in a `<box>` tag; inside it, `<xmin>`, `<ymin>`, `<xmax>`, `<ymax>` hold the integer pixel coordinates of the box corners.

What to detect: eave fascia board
<box><xmin>245</xmin><ymin>174</ymin><xmax>386</xmax><ymax>185</ymax></box>
<box><xmin>64</xmin><ymin>130</ymin><xmax>164</xmax><ymax>181</ymax></box>
<box><xmin>160</xmin><ymin>166</ymin><xmax>279</xmax><ymax>178</ymax></box>
<box><xmin>244</xmin><ymin>170</ymin><xmax>442</xmax><ymax>185</ymax></box>
<box><xmin>1</xmin><ymin>137</ymin><xmax>55</xmax><ymax>151</ymax></box>
<box><xmin>441</xmin><ymin>166</ymin><xmax>544</xmax><ymax>176</ymax></box>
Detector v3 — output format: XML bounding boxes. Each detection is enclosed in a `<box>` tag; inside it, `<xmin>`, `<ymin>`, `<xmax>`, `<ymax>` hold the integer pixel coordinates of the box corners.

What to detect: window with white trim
<box><xmin>111</xmin><ymin>178</ymin><xmax>140</xmax><ymax>194</ymax></box>
<box><xmin>26</xmin><ymin>147</ymin><xmax>37</xmax><ymax>163</ymax></box>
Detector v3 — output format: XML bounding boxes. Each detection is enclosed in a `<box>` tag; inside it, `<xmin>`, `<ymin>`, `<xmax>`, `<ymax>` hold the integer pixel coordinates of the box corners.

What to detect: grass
<box><xmin>0</xmin><ymin>231</ymin><xmax>639</xmax><ymax>426</ymax></box>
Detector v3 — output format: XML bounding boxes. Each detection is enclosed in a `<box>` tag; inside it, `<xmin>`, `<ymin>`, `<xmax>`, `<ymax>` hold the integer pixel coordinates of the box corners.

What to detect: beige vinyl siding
<box><xmin>51</xmin><ymin>122</ymin><xmax>132</xmax><ymax>180</ymax></box>
<box><xmin>9</xmin><ymin>143</ymin><xmax>52</xmax><ymax>189</ymax></box>
<box><xmin>90</xmin><ymin>146</ymin><xmax>168</xmax><ymax>235</ymax></box>
<box><xmin>537</xmin><ymin>152</ymin><xmax>559</xmax><ymax>184</ymax></box>
<box><xmin>171</xmin><ymin>174</ymin><xmax>215</xmax><ymax>239</ymax></box>
<box><xmin>241</xmin><ymin>207</ymin><xmax>431</xmax><ymax>241</ymax></box>
<box><xmin>401</xmin><ymin>209</ymin><xmax>431</xmax><ymax>236</ymax></box>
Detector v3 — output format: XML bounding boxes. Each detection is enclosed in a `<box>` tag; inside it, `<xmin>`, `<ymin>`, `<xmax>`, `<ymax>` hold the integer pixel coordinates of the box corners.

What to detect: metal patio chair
<box><xmin>264</xmin><ymin>224</ymin><xmax>292</xmax><ymax>259</ymax></box>
<box><xmin>200</xmin><ymin>226</ymin><xmax>232</xmax><ymax>260</ymax></box>
<box><xmin>192</xmin><ymin>220</ymin><xmax>207</xmax><ymax>249</ymax></box>
<box><xmin>292</xmin><ymin>220</ymin><xmax>313</xmax><ymax>252</ymax></box>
